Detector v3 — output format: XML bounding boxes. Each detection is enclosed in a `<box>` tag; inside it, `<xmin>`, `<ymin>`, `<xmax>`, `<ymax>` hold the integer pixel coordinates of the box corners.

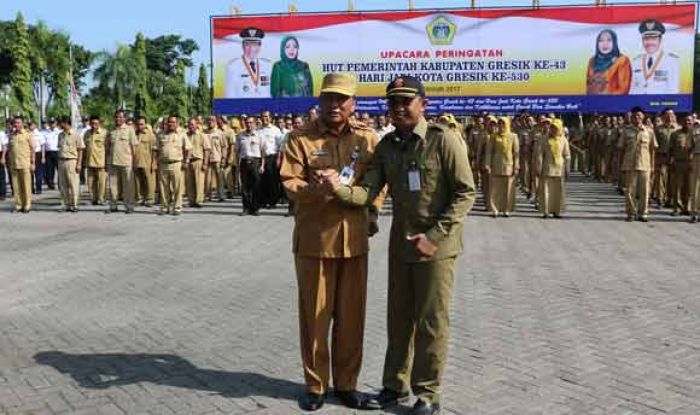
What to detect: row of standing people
<box><xmin>0</xmin><ymin>111</ymin><xmax>298</xmax><ymax>215</ymax></box>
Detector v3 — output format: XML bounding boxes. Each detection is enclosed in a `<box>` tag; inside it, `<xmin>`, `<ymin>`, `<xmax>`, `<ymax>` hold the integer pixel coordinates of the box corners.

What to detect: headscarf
<box><xmin>548</xmin><ymin>119</ymin><xmax>565</xmax><ymax>167</ymax></box>
<box><xmin>279</xmin><ymin>35</ymin><xmax>304</xmax><ymax>72</ymax></box>
<box><xmin>592</xmin><ymin>29</ymin><xmax>621</xmax><ymax>73</ymax></box>
<box><xmin>494</xmin><ymin>117</ymin><xmax>513</xmax><ymax>162</ymax></box>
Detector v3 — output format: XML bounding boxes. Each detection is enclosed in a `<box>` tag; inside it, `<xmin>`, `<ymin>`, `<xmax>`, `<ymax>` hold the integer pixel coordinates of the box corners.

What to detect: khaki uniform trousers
<box><xmin>11</xmin><ymin>168</ymin><xmax>32</xmax><ymax>211</ymax></box>
<box><xmin>205</xmin><ymin>162</ymin><xmax>225</xmax><ymax>200</ymax></box>
<box><xmin>519</xmin><ymin>157</ymin><xmax>530</xmax><ymax>193</ymax></box>
<box><xmin>489</xmin><ymin>175</ymin><xmax>516</xmax><ymax>213</ymax></box>
<box><xmin>295</xmin><ymin>255</ymin><xmax>368</xmax><ymax>395</ymax></box>
<box><xmin>186</xmin><ymin>159</ymin><xmax>206</xmax><ymax>206</ymax></box>
<box><xmin>625</xmin><ymin>170</ymin><xmax>651</xmax><ymax>218</ymax></box>
<box><xmin>109</xmin><ymin>165</ymin><xmax>135</xmax><ymax>210</ymax></box>
<box><xmin>134</xmin><ymin>167</ymin><xmax>156</xmax><ymax>205</ymax></box>
<box><xmin>538</xmin><ymin>176</ymin><xmax>566</xmax><ymax>215</ymax></box>
<box><xmin>689</xmin><ymin>158</ymin><xmax>700</xmax><ymax>215</ymax></box>
<box><xmin>87</xmin><ymin>167</ymin><xmax>106</xmax><ymax>204</ymax></box>
<box><xmin>652</xmin><ymin>160</ymin><xmax>668</xmax><ymax>205</ymax></box>
<box><xmin>669</xmin><ymin>161</ymin><xmax>691</xmax><ymax>213</ymax></box>
<box><xmin>225</xmin><ymin>164</ymin><xmax>240</xmax><ymax>195</ymax></box>
<box><xmin>159</xmin><ymin>162</ymin><xmax>183</xmax><ymax>213</ymax></box>
<box><xmin>58</xmin><ymin>159</ymin><xmax>80</xmax><ymax>209</ymax></box>
<box><xmin>383</xmin><ymin>256</ymin><xmax>456</xmax><ymax>405</ymax></box>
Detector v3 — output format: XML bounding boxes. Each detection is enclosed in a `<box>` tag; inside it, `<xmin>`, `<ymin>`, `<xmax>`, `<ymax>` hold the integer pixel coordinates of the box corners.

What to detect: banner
<box><xmin>211</xmin><ymin>3</ymin><xmax>697</xmax><ymax>114</ymax></box>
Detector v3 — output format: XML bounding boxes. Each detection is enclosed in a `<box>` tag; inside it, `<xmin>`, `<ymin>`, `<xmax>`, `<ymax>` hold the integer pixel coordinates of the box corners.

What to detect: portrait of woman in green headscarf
<box><xmin>270</xmin><ymin>35</ymin><xmax>313</xmax><ymax>98</ymax></box>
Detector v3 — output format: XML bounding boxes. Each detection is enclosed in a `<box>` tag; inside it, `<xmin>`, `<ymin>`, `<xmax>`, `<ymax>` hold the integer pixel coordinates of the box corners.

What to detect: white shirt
<box><xmin>377</xmin><ymin>124</ymin><xmax>395</xmax><ymax>140</ymax></box>
<box><xmin>259</xmin><ymin>124</ymin><xmax>283</xmax><ymax>155</ymax></box>
<box><xmin>237</xmin><ymin>131</ymin><xmax>263</xmax><ymax>159</ymax></box>
<box><xmin>31</xmin><ymin>128</ymin><xmax>45</xmax><ymax>153</ymax></box>
<box><xmin>225</xmin><ymin>56</ymin><xmax>272</xmax><ymax>98</ymax></box>
<box><xmin>43</xmin><ymin>128</ymin><xmax>60</xmax><ymax>151</ymax></box>
<box><xmin>0</xmin><ymin>131</ymin><xmax>7</xmax><ymax>148</ymax></box>
<box><xmin>630</xmin><ymin>50</ymin><xmax>680</xmax><ymax>95</ymax></box>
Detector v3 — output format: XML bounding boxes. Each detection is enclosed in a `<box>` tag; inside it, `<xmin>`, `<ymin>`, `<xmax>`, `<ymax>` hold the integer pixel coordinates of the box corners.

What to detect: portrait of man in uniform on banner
<box><xmin>630</xmin><ymin>19</ymin><xmax>680</xmax><ymax>95</ymax></box>
<box><xmin>225</xmin><ymin>27</ymin><xmax>272</xmax><ymax>98</ymax></box>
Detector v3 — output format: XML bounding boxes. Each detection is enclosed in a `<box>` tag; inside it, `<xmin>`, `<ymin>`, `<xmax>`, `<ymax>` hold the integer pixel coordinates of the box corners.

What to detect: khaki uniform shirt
<box><xmin>154</xmin><ymin>131</ymin><xmax>191</xmax><ymax>168</ymax></box>
<box><xmin>619</xmin><ymin>125</ymin><xmax>658</xmax><ymax>172</ymax></box>
<box><xmin>84</xmin><ymin>128</ymin><xmax>107</xmax><ymax>168</ymax></box>
<box><xmin>484</xmin><ymin>132</ymin><xmax>520</xmax><ymax>176</ymax></box>
<box><xmin>689</xmin><ymin>129</ymin><xmax>700</xmax><ymax>157</ymax></box>
<box><xmin>655</xmin><ymin>124</ymin><xmax>679</xmax><ymax>158</ymax></box>
<box><xmin>109</xmin><ymin>125</ymin><xmax>136</xmax><ymax>166</ymax></box>
<box><xmin>187</xmin><ymin>131</ymin><xmax>211</xmax><ymax>160</ymax></box>
<box><xmin>669</xmin><ymin>130</ymin><xmax>692</xmax><ymax>163</ymax></box>
<box><xmin>280</xmin><ymin>120</ymin><xmax>380</xmax><ymax>258</ymax></box>
<box><xmin>134</xmin><ymin>130</ymin><xmax>155</xmax><ymax>169</ymax></box>
<box><xmin>207</xmin><ymin>128</ymin><xmax>226</xmax><ymax>163</ymax></box>
<box><xmin>333</xmin><ymin>119</ymin><xmax>476</xmax><ymax>263</ymax></box>
<box><xmin>8</xmin><ymin>131</ymin><xmax>36</xmax><ymax>170</ymax></box>
<box><xmin>225</xmin><ymin>128</ymin><xmax>238</xmax><ymax>166</ymax></box>
<box><xmin>536</xmin><ymin>136</ymin><xmax>571</xmax><ymax>177</ymax></box>
<box><xmin>57</xmin><ymin>129</ymin><xmax>85</xmax><ymax>160</ymax></box>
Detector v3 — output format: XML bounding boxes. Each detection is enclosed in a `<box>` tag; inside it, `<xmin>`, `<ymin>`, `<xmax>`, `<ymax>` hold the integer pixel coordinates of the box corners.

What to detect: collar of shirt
<box><xmin>397</xmin><ymin>117</ymin><xmax>428</xmax><ymax>142</ymax></box>
<box><xmin>315</xmin><ymin>118</ymin><xmax>355</xmax><ymax>137</ymax></box>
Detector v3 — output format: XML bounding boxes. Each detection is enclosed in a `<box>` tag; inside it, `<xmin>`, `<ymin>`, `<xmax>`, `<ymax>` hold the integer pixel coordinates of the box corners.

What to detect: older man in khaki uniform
<box><xmin>280</xmin><ymin>73</ymin><xmax>382</xmax><ymax>411</ymax></box>
<box><xmin>186</xmin><ymin>118</ymin><xmax>210</xmax><ymax>208</ymax></box>
<box><xmin>107</xmin><ymin>110</ymin><xmax>137</xmax><ymax>213</ymax></box>
<box><xmin>619</xmin><ymin>108</ymin><xmax>658</xmax><ymax>222</ymax></box>
<box><xmin>205</xmin><ymin>115</ymin><xmax>227</xmax><ymax>202</ymax></box>
<box><xmin>84</xmin><ymin>116</ymin><xmax>108</xmax><ymax>205</ymax></box>
<box><xmin>134</xmin><ymin>117</ymin><xmax>156</xmax><ymax>207</ymax></box>
<box><xmin>328</xmin><ymin>76</ymin><xmax>475</xmax><ymax>415</ymax></box>
<box><xmin>57</xmin><ymin>117</ymin><xmax>85</xmax><ymax>212</ymax></box>
<box><xmin>4</xmin><ymin>116</ymin><xmax>36</xmax><ymax>213</ymax></box>
<box><xmin>153</xmin><ymin>116</ymin><xmax>191</xmax><ymax>216</ymax></box>
<box><xmin>222</xmin><ymin>116</ymin><xmax>241</xmax><ymax>197</ymax></box>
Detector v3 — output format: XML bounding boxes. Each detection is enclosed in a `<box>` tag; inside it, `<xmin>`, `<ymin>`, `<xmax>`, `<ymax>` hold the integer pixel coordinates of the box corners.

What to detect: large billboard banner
<box><xmin>211</xmin><ymin>3</ymin><xmax>697</xmax><ymax>114</ymax></box>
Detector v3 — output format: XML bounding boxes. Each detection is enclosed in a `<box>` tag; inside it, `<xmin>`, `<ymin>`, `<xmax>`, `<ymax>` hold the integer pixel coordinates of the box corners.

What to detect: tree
<box><xmin>93</xmin><ymin>44</ymin><xmax>137</xmax><ymax>110</ymax></box>
<box><xmin>144</xmin><ymin>35</ymin><xmax>199</xmax><ymax>76</ymax></box>
<box><xmin>9</xmin><ymin>12</ymin><xmax>36</xmax><ymax>120</ymax></box>
<box><xmin>193</xmin><ymin>63</ymin><xmax>211</xmax><ymax>116</ymax></box>
<box><xmin>132</xmin><ymin>32</ymin><xmax>153</xmax><ymax>121</ymax></box>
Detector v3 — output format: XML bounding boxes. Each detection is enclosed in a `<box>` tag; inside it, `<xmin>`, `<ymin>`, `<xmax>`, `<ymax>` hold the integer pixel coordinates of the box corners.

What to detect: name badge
<box><xmin>339</xmin><ymin>166</ymin><xmax>355</xmax><ymax>185</ymax></box>
<box><xmin>408</xmin><ymin>170</ymin><xmax>421</xmax><ymax>192</ymax></box>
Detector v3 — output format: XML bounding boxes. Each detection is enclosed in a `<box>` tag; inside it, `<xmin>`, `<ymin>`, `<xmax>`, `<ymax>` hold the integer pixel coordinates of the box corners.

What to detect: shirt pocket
<box><xmin>421</xmin><ymin>154</ymin><xmax>441</xmax><ymax>193</ymax></box>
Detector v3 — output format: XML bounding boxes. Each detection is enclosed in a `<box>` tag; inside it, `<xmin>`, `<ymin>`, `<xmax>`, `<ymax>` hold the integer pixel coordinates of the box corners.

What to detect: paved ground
<box><xmin>1</xmin><ymin>173</ymin><xmax>700</xmax><ymax>415</ymax></box>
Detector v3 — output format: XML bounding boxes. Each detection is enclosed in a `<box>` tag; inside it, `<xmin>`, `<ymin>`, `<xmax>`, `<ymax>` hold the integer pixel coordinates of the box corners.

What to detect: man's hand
<box><xmin>201</xmin><ymin>163</ymin><xmax>207</xmax><ymax>172</ymax></box>
<box><xmin>317</xmin><ymin>169</ymin><xmax>341</xmax><ymax>194</ymax></box>
<box><xmin>30</xmin><ymin>164</ymin><xmax>35</xmax><ymax>172</ymax></box>
<box><xmin>259</xmin><ymin>165</ymin><xmax>264</xmax><ymax>175</ymax></box>
<box><xmin>406</xmin><ymin>233</ymin><xmax>438</xmax><ymax>258</ymax></box>
<box><xmin>75</xmin><ymin>164</ymin><xmax>81</xmax><ymax>174</ymax></box>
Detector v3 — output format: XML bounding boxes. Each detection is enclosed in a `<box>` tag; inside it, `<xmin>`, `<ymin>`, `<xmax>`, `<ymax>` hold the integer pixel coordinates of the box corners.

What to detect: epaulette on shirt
<box><xmin>668</xmin><ymin>52</ymin><xmax>680</xmax><ymax>59</ymax></box>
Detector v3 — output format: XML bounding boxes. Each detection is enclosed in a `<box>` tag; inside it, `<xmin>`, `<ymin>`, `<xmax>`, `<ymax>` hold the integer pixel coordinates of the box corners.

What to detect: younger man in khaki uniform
<box><xmin>4</xmin><ymin>116</ymin><xmax>36</xmax><ymax>213</ymax></box>
<box><xmin>669</xmin><ymin>120</ymin><xmax>692</xmax><ymax>216</ymax></box>
<box><xmin>134</xmin><ymin>117</ymin><xmax>156</xmax><ymax>207</ymax></box>
<box><xmin>205</xmin><ymin>115</ymin><xmax>226</xmax><ymax>202</ymax></box>
<box><xmin>153</xmin><ymin>115</ymin><xmax>191</xmax><ymax>215</ymax></box>
<box><xmin>619</xmin><ymin>108</ymin><xmax>658</xmax><ymax>222</ymax></box>
<box><xmin>106</xmin><ymin>110</ymin><xmax>137</xmax><ymax>213</ymax></box>
<box><xmin>57</xmin><ymin>117</ymin><xmax>85</xmax><ymax>212</ymax></box>
<box><xmin>186</xmin><ymin>118</ymin><xmax>210</xmax><ymax>208</ymax></box>
<box><xmin>686</xmin><ymin>117</ymin><xmax>700</xmax><ymax>222</ymax></box>
<box><xmin>653</xmin><ymin>109</ymin><xmax>678</xmax><ymax>207</ymax></box>
<box><xmin>328</xmin><ymin>76</ymin><xmax>476</xmax><ymax>415</ymax></box>
<box><xmin>84</xmin><ymin>116</ymin><xmax>108</xmax><ymax>205</ymax></box>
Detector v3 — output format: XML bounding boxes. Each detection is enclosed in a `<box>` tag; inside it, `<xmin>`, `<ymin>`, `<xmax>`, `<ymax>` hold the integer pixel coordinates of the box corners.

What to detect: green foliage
<box><xmin>9</xmin><ymin>12</ymin><xmax>36</xmax><ymax>121</ymax></box>
<box><xmin>193</xmin><ymin>63</ymin><xmax>211</xmax><ymax>116</ymax></box>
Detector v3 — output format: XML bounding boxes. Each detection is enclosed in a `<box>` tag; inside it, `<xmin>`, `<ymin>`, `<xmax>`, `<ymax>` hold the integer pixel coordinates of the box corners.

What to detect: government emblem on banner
<box><xmin>427</xmin><ymin>15</ymin><xmax>456</xmax><ymax>45</ymax></box>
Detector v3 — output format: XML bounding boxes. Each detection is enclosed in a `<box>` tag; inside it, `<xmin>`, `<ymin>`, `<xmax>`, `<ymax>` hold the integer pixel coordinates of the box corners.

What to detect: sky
<box><xmin>0</xmin><ymin>0</ymin><xmax>682</xmax><ymax>84</ymax></box>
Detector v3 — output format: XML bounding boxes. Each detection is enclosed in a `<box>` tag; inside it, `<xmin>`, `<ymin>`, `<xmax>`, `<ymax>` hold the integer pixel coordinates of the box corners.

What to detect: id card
<box><xmin>339</xmin><ymin>166</ymin><xmax>355</xmax><ymax>185</ymax></box>
<box><xmin>408</xmin><ymin>170</ymin><xmax>421</xmax><ymax>192</ymax></box>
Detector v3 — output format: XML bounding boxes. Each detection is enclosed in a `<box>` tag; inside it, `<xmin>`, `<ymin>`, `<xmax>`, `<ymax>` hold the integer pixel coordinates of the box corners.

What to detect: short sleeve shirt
<box><xmin>109</xmin><ymin>125</ymin><xmax>137</xmax><ymax>166</ymax></box>
<box><xmin>621</xmin><ymin>126</ymin><xmax>658</xmax><ymax>172</ymax></box>
<box><xmin>57</xmin><ymin>129</ymin><xmax>86</xmax><ymax>160</ymax></box>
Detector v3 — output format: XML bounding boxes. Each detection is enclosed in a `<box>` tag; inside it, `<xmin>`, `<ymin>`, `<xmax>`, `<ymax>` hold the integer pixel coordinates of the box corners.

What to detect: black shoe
<box><xmin>298</xmin><ymin>392</ymin><xmax>324</xmax><ymax>411</ymax></box>
<box><xmin>553</xmin><ymin>213</ymin><xmax>562</xmax><ymax>219</ymax></box>
<box><xmin>638</xmin><ymin>216</ymin><xmax>649</xmax><ymax>223</ymax></box>
<box><xmin>411</xmin><ymin>399</ymin><xmax>441</xmax><ymax>415</ymax></box>
<box><xmin>373</xmin><ymin>389</ymin><xmax>410</xmax><ymax>409</ymax></box>
<box><xmin>691</xmin><ymin>216</ymin><xmax>698</xmax><ymax>223</ymax></box>
<box><xmin>625</xmin><ymin>216</ymin><xmax>634</xmax><ymax>222</ymax></box>
<box><xmin>251</xmin><ymin>211</ymin><xmax>260</xmax><ymax>216</ymax></box>
<box><xmin>239</xmin><ymin>210</ymin><xmax>249</xmax><ymax>216</ymax></box>
<box><xmin>335</xmin><ymin>390</ymin><xmax>381</xmax><ymax>410</ymax></box>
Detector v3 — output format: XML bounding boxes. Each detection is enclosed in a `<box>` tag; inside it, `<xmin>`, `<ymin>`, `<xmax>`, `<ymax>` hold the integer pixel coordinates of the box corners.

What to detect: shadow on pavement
<box><xmin>34</xmin><ymin>351</ymin><xmax>302</xmax><ymax>401</ymax></box>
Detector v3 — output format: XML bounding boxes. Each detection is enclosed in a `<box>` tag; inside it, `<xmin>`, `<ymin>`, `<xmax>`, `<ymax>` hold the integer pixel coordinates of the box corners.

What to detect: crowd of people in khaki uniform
<box><xmin>2</xmin><ymin>70</ymin><xmax>700</xmax><ymax>415</ymax></box>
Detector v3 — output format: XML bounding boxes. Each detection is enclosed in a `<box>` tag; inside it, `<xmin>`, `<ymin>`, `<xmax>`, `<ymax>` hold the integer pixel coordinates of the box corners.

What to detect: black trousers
<box><xmin>33</xmin><ymin>153</ymin><xmax>44</xmax><ymax>194</ymax></box>
<box><xmin>240</xmin><ymin>158</ymin><xmax>261</xmax><ymax>213</ymax></box>
<box><xmin>261</xmin><ymin>153</ymin><xmax>281</xmax><ymax>207</ymax></box>
<box><xmin>44</xmin><ymin>151</ymin><xmax>58</xmax><ymax>189</ymax></box>
<box><xmin>0</xmin><ymin>164</ymin><xmax>6</xmax><ymax>198</ymax></box>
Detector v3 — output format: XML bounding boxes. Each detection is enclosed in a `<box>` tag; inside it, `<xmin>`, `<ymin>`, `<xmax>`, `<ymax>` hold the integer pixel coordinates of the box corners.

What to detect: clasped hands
<box><xmin>309</xmin><ymin>168</ymin><xmax>342</xmax><ymax>195</ymax></box>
